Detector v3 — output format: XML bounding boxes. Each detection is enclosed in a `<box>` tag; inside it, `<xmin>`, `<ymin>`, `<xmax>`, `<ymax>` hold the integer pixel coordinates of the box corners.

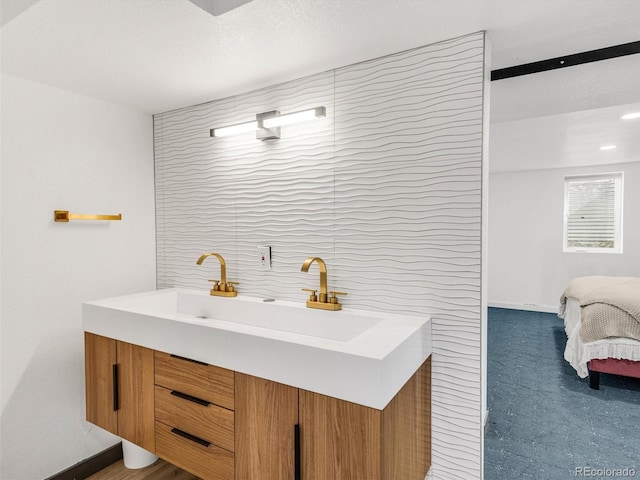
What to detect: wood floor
<box><xmin>87</xmin><ymin>459</ymin><xmax>200</xmax><ymax>480</ymax></box>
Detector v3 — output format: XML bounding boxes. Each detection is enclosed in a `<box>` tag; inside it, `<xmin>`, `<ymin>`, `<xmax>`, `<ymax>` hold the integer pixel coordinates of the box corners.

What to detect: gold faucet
<box><xmin>196</xmin><ymin>252</ymin><xmax>239</xmax><ymax>297</ymax></box>
<box><xmin>301</xmin><ymin>256</ymin><xmax>346</xmax><ymax>311</ymax></box>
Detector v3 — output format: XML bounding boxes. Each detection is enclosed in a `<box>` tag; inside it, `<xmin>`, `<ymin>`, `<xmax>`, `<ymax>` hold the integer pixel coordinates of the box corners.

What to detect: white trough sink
<box><xmin>83</xmin><ymin>288</ymin><xmax>431</xmax><ymax>409</ymax></box>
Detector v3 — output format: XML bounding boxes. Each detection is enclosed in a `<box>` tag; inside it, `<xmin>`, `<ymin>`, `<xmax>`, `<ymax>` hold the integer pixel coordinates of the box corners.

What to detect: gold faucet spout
<box><xmin>300</xmin><ymin>256</ymin><xmax>346</xmax><ymax>310</ymax></box>
<box><xmin>197</xmin><ymin>252</ymin><xmax>238</xmax><ymax>297</ymax></box>
<box><xmin>197</xmin><ymin>252</ymin><xmax>227</xmax><ymax>283</ymax></box>
<box><xmin>301</xmin><ymin>256</ymin><xmax>328</xmax><ymax>302</ymax></box>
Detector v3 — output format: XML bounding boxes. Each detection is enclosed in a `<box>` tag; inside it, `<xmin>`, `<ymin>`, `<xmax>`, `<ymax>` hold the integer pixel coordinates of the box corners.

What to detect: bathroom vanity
<box><xmin>83</xmin><ymin>289</ymin><xmax>432</xmax><ymax>480</ymax></box>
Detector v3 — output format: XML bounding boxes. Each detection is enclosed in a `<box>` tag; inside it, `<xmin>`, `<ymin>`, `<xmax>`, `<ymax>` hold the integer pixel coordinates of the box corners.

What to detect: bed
<box><xmin>559</xmin><ymin>276</ymin><xmax>640</xmax><ymax>389</ymax></box>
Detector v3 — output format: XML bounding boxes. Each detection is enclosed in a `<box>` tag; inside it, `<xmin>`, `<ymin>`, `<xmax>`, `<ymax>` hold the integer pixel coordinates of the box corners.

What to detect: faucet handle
<box><xmin>226</xmin><ymin>281</ymin><xmax>240</xmax><ymax>293</ymax></box>
<box><xmin>329</xmin><ymin>291</ymin><xmax>347</xmax><ymax>305</ymax></box>
<box><xmin>302</xmin><ymin>288</ymin><xmax>318</xmax><ymax>302</ymax></box>
<box><xmin>208</xmin><ymin>279</ymin><xmax>220</xmax><ymax>291</ymax></box>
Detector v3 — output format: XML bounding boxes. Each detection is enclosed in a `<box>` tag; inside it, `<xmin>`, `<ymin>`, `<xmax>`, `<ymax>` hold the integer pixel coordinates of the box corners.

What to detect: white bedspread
<box><xmin>560</xmin><ymin>276</ymin><xmax>640</xmax><ymax>342</ymax></box>
<box><xmin>561</xmin><ymin>297</ymin><xmax>640</xmax><ymax>378</ymax></box>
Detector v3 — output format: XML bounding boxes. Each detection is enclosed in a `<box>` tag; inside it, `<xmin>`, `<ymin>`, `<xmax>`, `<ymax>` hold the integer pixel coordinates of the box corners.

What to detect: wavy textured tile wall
<box><xmin>155</xmin><ymin>31</ymin><xmax>486</xmax><ymax>479</ymax></box>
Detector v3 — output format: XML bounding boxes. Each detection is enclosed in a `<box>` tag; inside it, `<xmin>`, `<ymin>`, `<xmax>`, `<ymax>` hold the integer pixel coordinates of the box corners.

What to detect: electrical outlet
<box><xmin>258</xmin><ymin>246</ymin><xmax>271</xmax><ymax>270</ymax></box>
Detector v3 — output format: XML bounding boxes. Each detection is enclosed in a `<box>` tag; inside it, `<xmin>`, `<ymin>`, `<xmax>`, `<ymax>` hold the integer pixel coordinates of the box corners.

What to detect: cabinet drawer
<box><xmin>155</xmin><ymin>351</ymin><xmax>234</xmax><ymax>410</ymax></box>
<box><xmin>156</xmin><ymin>421</ymin><xmax>234</xmax><ymax>480</ymax></box>
<box><xmin>155</xmin><ymin>385</ymin><xmax>234</xmax><ymax>452</ymax></box>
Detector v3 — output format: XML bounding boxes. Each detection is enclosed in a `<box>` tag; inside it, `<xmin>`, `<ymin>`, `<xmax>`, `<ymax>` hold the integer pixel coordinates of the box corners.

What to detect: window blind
<box><xmin>564</xmin><ymin>173</ymin><xmax>622</xmax><ymax>250</ymax></box>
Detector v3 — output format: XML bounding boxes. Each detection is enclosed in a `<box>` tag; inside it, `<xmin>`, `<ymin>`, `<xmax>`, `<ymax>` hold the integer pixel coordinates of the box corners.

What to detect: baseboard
<box><xmin>488</xmin><ymin>301</ymin><xmax>558</xmax><ymax>314</ymax></box>
<box><xmin>44</xmin><ymin>442</ymin><xmax>122</xmax><ymax>480</ymax></box>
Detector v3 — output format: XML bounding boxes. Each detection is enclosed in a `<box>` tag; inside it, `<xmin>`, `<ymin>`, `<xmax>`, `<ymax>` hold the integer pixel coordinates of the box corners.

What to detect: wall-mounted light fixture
<box><xmin>210</xmin><ymin>106</ymin><xmax>326</xmax><ymax>141</ymax></box>
<box><xmin>262</xmin><ymin>107</ymin><xmax>326</xmax><ymax>128</ymax></box>
<box><xmin>211</xmin><ymin>120</ymin><xmax>257</xmax><ymax>137</ymax></box>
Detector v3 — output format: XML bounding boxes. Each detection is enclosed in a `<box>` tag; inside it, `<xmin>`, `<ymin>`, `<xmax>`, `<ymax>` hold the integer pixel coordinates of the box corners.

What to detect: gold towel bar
<box><xmin>54</xmin><ymin>210</ymin><xmax>122</xmax><ymax>222</ymax></box>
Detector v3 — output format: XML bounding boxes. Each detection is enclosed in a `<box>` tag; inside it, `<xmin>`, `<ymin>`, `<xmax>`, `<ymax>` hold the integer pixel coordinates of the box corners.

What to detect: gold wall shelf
<box><xmin>54</xmin><ymin>210</ymin><xmax>122</xmax><ymax>222</ymax></box>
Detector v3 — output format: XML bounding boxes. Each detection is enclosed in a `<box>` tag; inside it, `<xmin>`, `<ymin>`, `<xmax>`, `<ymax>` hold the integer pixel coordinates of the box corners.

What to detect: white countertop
<box><xmin>83</xmin><ymin>288</ymin><xmax>432</xmax><ymax>409</ymax></box>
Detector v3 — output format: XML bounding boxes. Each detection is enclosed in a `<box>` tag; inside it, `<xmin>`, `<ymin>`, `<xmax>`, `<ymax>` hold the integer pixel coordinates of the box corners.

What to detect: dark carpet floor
<box><xmin>485</xmin><ymin>308</ymin><xmax>640</xmax><ymax>480</ymax></box>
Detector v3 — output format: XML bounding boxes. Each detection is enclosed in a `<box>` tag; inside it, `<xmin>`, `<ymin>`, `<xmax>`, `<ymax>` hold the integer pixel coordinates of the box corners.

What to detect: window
<box><xmin>563</xmin><ymin>172</ymin><xmax>623</xmax><ymax>253</ymax></box>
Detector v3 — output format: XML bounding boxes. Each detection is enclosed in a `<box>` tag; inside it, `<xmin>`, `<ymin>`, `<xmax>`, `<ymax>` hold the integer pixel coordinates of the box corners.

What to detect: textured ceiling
<box><xmin>1</xmin><ymin>0</ymin><xmax>639</xmax><ymax>172</ymax></box>
<box><xmin>2</xmin><ymin>0</ymin><xmax>639</xmax><ymax>114</ymax></box>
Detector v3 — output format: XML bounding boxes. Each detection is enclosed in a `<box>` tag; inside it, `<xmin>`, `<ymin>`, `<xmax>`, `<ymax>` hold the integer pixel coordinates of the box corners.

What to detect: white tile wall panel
<box><xmin>155</xmin><ymin>32</ymin><xmax>486</xmax><ymax>479</ymax></box>
<box><xmin>332</xmin><ymin>33</ymin><xmax>484</xmax><ymax>479</ymax></box>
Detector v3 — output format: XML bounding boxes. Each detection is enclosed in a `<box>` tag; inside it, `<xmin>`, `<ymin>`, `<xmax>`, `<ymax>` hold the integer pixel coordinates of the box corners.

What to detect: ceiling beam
<box><xmin>491</xmin><ymin>40</ymin><xmax>640</xmax><ymax>81</ymax></box>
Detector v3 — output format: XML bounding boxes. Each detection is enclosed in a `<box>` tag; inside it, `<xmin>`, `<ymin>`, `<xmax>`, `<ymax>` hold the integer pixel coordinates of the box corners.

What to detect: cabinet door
<box><xmin>299</xmin><ymin>390</ymin><xmax>382</xmax><ymax>480</ymax></box>
<box><xmin>235</xmin><ymin>373</ymin><xmax>299</xmax><ymax>480</ymax></box>
<box><xmin>117</xmin><ymin>341</ymin><xmax>156</xmax><ymax>452</ymax></box>
<box><xmin>382</xmin><ymin>356</ymin><xmax>431</xmax><ymax>480</ymax></box>
<box><xmin>85</xmin><ymin>333</ymin><xmax>118</xmax><ymax>435</ymax></box>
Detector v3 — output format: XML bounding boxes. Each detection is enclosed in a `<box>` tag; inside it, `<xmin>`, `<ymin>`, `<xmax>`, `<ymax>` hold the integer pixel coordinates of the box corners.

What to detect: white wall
<box><xmin>488</xmin><ymin>161</ymin><xmax>640</xmax><ymax>311</ymax></box>
<box><xmin>156</xmin><ymin>33</ymin><xmax>487</xmax><ymax>479</ymax></box>
<box><xmin>0</xmin><ymin>74</ymin><xmax>156</xmax><ymax>480</ymax></box>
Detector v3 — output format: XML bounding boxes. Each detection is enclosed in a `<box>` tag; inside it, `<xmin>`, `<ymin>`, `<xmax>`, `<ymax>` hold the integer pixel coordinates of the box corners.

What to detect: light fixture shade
<box><xmin>262</xmin><ymin>107</ymin><xmax>326</xmax><ymax>128</ymax></box>
<box><xmin>210</xmin><ymin>121</ymin><xmax>257</xmax><ymax>137</ymax></box>
<box><xmin>210</xmin><ymin>106</ymin><xmax>326</xmax><ymax>140</ymax></box>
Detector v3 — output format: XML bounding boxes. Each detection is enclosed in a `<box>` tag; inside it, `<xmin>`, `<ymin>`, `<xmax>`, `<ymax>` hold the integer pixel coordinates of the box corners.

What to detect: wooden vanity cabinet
<box><xmin>236</xmin><ymin>357</ymin><xmax>432</xmax><ymax>480</ymax></box>
<box><xmin>84</xmin><ymin>333</ymin><xmax>155</xmax><ymax>452</ymax></box>
<box><xmin>85</xmin><ymin>333</ymin><xmax>431</xmax><ymax>480</ymax></box>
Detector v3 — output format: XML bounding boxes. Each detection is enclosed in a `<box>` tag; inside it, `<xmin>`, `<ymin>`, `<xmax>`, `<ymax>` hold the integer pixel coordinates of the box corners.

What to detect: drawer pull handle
<box><xmin>170</xmin><ymin>428</ymin><xmax>211</xmax><ymax>448</ymax></box>
<box><xmin>170</xmin><ymin>354</ymin><xmax>208</xmax><ymax>366</ymax></box>
<box><xmin>112</xmin><ymin>364</ymin><xmax>119</xmax><ymax>411</ymax></box>
<box><xmin>294</xmin><ymin>424</ymin><xmax>301</xmax><ymax>480</ymax></box>
<box><xmin>170</xmin><ymin>390</ymin><xmax>211</xmax><ymax>407</ymax></box>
